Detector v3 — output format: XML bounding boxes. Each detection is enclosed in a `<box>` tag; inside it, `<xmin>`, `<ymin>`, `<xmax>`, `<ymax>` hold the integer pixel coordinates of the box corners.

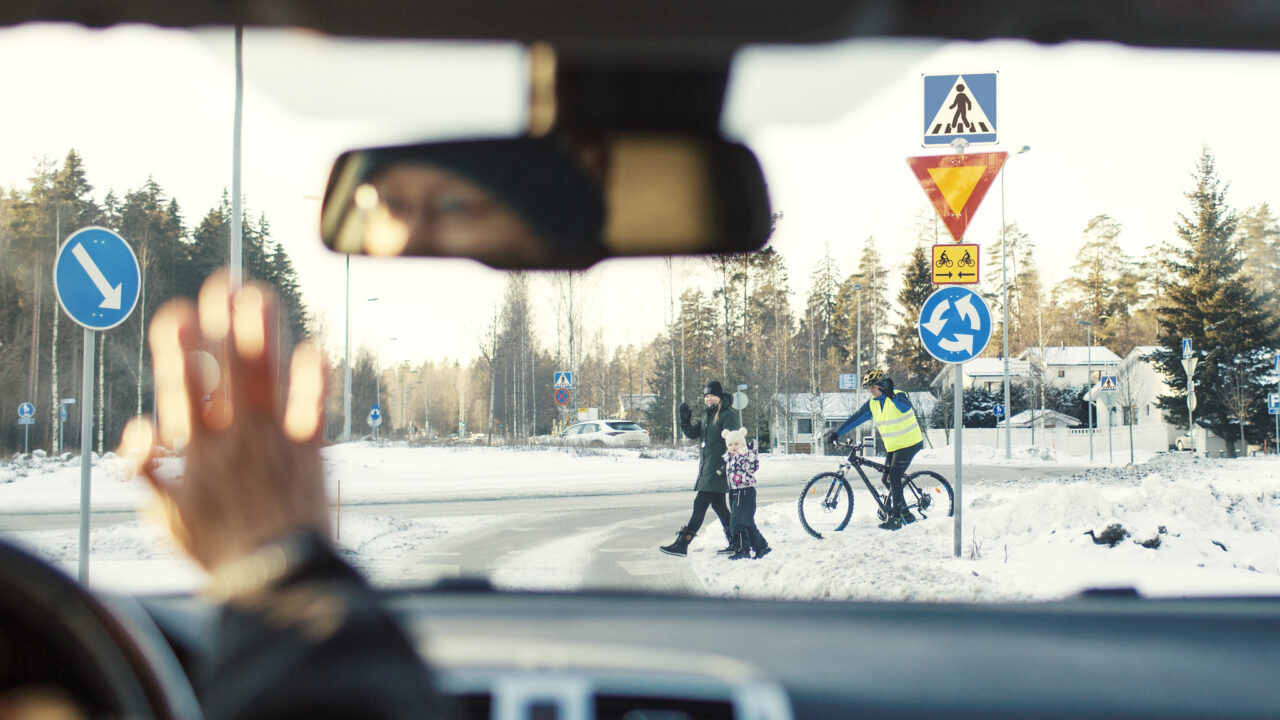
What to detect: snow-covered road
<box><xmin>2</xmin><ymin>444</ymin><xmax>1277</xmax><ymax>602</ymax></box>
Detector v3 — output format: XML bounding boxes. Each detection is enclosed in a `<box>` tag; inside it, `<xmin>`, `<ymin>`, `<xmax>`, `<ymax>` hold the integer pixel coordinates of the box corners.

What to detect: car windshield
<box><xmin>1</xmin><ymin>24</ymin><xmax>1279</xmax><ymax>603</ymax></box>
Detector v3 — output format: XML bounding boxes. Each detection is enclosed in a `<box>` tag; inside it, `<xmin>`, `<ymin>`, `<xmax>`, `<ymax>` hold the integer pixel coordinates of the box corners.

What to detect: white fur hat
<box><xmin>722</xmin><ymin>427</ymin><xmax>748</xmax><ymax>446</ymax></box>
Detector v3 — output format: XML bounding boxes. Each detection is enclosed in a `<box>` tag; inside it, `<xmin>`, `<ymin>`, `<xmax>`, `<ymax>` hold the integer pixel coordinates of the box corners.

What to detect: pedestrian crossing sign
<box><xmin>554</xmin><ymin>371</ymin><xmax>572</xmax><ymax>388</ymax></box>
<box><xmin>923</xmin><ymin>72</ymin><xmax>998</xmax><ymax>147</ymax></box>
<box><xmin>1100</xmin><ymin>376</ymin><xmax>1118</xmax><ymax>392</ymax></box>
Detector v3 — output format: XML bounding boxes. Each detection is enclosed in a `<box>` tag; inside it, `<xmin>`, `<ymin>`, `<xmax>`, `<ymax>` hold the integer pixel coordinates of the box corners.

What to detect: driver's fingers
<box><xmin>228</xmin><ymin>283</ymin><xmax>281</xmax><ymax>418</ymax></box>
<box><xmin>119</xmin><ymin>416</ymin><xmax>162</xmax><ymax>490</ymax></box>
<box><xmin>283</xmin><ymin>341</ymin><xmax>327</xmax><ymax>443</ymax></box>
<box><xmin>149</xmin><ymin>300</ymin><xmax>203</xmax><ymax>447</ymax></box>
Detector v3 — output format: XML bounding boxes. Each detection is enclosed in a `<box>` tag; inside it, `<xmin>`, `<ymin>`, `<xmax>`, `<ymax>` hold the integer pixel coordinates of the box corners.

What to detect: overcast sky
<box><xmin>3</xmin><ymin>25</ymin><xmax>1278</xmax><ymax>365</ymax></box>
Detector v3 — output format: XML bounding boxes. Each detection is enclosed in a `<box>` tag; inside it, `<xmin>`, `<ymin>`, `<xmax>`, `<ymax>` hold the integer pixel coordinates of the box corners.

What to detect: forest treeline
<box><xmin>0</xmin><ymin>150</ymin><xmax>307</xmax><ymax>455</ymax></box>
<box><xmin>3</xmin><ymin>148</ymin><xmax>1278</xmax><ymax>456</ymax></box>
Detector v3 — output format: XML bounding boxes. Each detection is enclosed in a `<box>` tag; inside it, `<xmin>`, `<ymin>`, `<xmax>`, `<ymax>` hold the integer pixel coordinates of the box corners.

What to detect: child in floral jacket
<box><xmin>722</xmin><ymin>427</ymin><xmax>770</xmax><ymax>560</ymax></box>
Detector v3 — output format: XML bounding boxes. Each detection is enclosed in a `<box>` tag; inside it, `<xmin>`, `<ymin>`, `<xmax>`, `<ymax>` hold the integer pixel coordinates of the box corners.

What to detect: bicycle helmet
<box><xmin>861</xmin><ymin>368</ymin><xmax>887</xmax><ymax>387</ymax></box>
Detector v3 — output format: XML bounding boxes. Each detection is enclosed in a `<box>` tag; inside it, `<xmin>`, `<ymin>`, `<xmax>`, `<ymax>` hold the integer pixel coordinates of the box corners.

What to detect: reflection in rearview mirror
<box><xmin>320</xmin><ymin>134</ymin><xmax>771</xmax><ymax>269</ymax></box>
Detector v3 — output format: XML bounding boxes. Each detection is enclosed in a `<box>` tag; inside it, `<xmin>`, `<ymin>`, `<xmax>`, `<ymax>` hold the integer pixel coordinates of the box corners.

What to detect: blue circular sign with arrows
<box><xmin>917</xmin><ymin>286</ymin><xmax>993</xmax><ymax>364</ymax></box>
<box><xmin>53</xmin><ymin>226</ymin><xmax>141</xmax><ymax>331</ymax></box>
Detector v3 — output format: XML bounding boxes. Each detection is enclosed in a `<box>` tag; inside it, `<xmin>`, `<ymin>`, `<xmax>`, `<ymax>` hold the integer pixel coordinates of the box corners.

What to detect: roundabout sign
<box><xmin>917</xmin><ymin>286</ymin><xmax>992</xmax><ymax>364</ymax></box>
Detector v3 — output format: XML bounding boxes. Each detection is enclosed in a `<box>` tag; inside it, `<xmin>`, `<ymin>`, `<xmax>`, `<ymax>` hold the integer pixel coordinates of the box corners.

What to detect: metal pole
<box><xmin>1087</xmin><ymin>327</ymin><xmax>1093</xmax><ymax>463</ymax></box>
<box><xmin>343</xmin><ymin>255</ymin><xmax>352</xmax><ymax>441</ymax></box>
<box><xmin>1000</xmin><ymin>170</ymin><xmax>1011</xmax><ymax>459</ymax></box>
<box><xmin>855</xmin><ymin>285</ymin><xmax>862</xmax><ymax>440</ymax></box>
<box><xmin>78</xmin><ymin>329</ymin><xmax>95</xmax><ymax>585</ymax></box>
<box><xmin>953</xmin><ymin>362</ymin><xmax>963</xmax><ymax>558</ymax></box>
<box><xmin>230</xmin><ymin>24</ymin><xmax>244</xmax><ymax>291</ymax></box>
<box><xmin>1108</xmin><ymin>398</ymin><xmax>1113</xmax><ymax>464</ymax></box>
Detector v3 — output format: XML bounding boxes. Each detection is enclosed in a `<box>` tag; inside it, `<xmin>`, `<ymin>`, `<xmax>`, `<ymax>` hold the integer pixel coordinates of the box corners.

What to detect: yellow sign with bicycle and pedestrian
<box><xmin>931</xmin><ymin>243</ymin><xmax>980</xmax><ymax>285</ymax></box>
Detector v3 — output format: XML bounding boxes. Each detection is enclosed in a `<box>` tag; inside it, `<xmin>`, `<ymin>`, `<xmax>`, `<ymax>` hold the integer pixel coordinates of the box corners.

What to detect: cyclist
<box><xmin>822</xmin><ymin>369</ymin><xmax>925</xmax><ymax>530</ymax></box>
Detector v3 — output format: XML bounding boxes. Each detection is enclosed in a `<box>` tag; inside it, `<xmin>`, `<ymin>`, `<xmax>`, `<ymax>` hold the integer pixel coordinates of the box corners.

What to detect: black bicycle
<box><xmin>797</xmin><ymin>441</ymin><xmax>954</xmax><ymax>538</ymax></box>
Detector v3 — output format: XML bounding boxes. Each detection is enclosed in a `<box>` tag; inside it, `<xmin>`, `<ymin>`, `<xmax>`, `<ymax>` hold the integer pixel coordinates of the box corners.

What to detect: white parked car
<box><xmin>555</xmin><ymin>419</ymin><xmax>650</xmax><ymax>447</ymax></box>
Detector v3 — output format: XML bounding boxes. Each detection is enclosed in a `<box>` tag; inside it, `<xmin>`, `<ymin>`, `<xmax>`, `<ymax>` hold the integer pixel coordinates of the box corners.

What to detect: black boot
<box><xmin>750</xmin><ymin>527</ymin><xmax>771</xmax><ymax>559</ymax></box>
<box><xmin>728</xmin><ymin>531</ymin><xmax>752</xmax><ymax>560</ymax></box>
<box><xmin>660</xmin><ymin>526</ymin><xmax>696</xmax><ymax>556</ymax></box>
<box><xmin>716</xmin><ymin>526</ymin><xmax>739</xmax><ymax>555</ymax></box>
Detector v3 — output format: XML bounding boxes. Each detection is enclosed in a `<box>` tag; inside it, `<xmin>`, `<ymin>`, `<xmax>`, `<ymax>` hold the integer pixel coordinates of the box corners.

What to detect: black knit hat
<box><xmin>702</xmin><ymin>381</ymin><xmax>724</xmax><ymax>397</ymax></box>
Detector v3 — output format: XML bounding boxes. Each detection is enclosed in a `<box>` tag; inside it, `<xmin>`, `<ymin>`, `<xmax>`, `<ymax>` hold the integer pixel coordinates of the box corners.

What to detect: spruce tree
<box><xmin>888</xmin><ymin>244</ymin><xmax>939</xmax><ymax>389</ymax></box>
<box><xmin>1151</xmin><ymin>149</ymin><xmax>1280</xmax><ymax>456</ymax></box>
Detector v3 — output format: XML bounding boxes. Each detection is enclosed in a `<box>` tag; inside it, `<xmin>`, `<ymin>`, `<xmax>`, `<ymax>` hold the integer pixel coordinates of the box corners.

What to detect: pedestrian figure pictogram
<box><xmin>947</xmin><ymin>84</ymin><xmax>974</xmax><ymax>133</ymax></box>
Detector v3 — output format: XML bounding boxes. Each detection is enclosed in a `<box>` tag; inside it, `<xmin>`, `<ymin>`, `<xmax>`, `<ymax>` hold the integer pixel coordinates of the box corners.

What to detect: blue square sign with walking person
<box><xmin>923</xmin><ymin>72</ymin><xmax>998</xmax><ymax>147</ymax></box>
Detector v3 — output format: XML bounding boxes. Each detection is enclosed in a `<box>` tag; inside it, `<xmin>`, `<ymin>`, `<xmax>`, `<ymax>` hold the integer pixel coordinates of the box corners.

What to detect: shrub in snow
<box><xmin>32</xmin><ymin>449</ymin><xmax>46</xmax><ymax>460</ymax></box>
<box><xmin>1085</xmin><ymin>523</ymin><xmax>1130</xmax><ymax>547</ymax></box>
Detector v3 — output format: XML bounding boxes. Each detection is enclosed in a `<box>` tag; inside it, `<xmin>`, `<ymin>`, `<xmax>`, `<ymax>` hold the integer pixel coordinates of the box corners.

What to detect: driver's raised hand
<box><xmin>120</xmin><ymin>271</ymin><xmax>329</xmax><ymax>573</ymax></box>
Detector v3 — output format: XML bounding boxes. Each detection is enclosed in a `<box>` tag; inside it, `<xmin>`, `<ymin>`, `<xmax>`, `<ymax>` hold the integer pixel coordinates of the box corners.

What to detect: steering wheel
<box><xmin>0</xmin><ymin>540</ymin><xmax>200</xmax><ymax>719</ymax></box>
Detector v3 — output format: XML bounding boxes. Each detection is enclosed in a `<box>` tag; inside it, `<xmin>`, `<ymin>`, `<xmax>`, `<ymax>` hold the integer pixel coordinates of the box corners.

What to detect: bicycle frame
<box><xmin>840</xmin><ymin>445</ymin><xmax>894</xmax><ymax>516</ymax></box>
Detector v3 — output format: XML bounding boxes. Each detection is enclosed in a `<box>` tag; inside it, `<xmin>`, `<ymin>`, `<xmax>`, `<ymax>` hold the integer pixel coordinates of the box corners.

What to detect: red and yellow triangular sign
<box><xmin>907</xmin><ymin>152</ymin><xmax>1006</xmax><ymax>242</ymax></box>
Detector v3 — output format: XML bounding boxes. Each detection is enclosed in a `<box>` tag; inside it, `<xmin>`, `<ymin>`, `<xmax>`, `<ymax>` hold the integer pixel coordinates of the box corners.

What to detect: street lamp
<box><xmin>1078</xmin><ymin>319</ymin><xmax>1093</xmax><ymax>462</ymax></box>
<box><xmin>854</xmin><ymin>282</ymin><xmax>863</xmax><ymax>416</ymax></box>
<box><xmin>343</xmin><ymin>255</ymin><xmax>352</xmax><ymax>442</ymax></box>
<box><xmin>1000</xmin><ymin>145</ymin><xmax>1030</xmax><ymax>459</ymax></box>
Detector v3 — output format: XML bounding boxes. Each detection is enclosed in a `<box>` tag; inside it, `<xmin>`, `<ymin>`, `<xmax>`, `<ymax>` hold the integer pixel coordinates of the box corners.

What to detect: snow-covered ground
<box><xmin>2</xmin><ymin>444</ymin><xmax>1278</xmax><ymax>602</ymax></box>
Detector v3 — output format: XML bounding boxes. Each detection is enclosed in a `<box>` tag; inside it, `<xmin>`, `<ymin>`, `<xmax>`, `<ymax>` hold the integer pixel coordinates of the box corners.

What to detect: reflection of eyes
<box><xmin>383</xmin><ymin>191</ymin><xmax>494</xmax><ymax>222</ymax></box>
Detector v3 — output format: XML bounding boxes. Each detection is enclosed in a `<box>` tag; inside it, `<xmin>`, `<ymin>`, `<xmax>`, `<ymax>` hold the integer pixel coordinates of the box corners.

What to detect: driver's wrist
<box><xmin>204</xmin><ymin>530</ymin><xmax>335</xmax><ymax>604</ymax></box>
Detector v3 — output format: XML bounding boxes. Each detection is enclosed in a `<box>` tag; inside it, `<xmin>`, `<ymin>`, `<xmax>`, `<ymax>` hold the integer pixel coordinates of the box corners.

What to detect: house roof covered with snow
<box><xmin>1023</xmin><ymin>345</ymin><xmax>1122</xmax><ymax>367</ymax></box>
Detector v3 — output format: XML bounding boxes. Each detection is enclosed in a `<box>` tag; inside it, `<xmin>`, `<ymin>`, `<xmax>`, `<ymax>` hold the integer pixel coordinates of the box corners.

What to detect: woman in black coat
<box><xmin>659</xmin><ymin>380</ymin><xmax>741</xmax><ymax>557</ymax></box>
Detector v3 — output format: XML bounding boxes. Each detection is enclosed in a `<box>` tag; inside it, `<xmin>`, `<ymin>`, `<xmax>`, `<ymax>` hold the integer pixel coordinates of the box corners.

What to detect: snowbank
<box><xmin>691</xmin><ymin>453</ymin><xmax>1280</xmax><ymax>601</ymax></box>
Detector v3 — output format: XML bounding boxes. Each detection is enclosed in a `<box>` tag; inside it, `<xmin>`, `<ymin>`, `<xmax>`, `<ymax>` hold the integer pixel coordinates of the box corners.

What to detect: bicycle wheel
<box><xmin>903</xmin><ymin>470</ymin><xmax>953</xmax><ymax>518</ymax></box>
<box><xmin>798</xmin><ymin>472</ymin><xmax>854</xmax><ymax>539</ymax></box>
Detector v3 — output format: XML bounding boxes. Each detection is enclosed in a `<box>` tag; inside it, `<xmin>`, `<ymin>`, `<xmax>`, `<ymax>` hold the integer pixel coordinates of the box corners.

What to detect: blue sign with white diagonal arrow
<box><xmin>53</xmin><ymin>227</ymin><xmax>140</xmax><ymax>331</ymax></box>
<box><xmin>917</xmin><ymin>286</ymin><xmax>993</xmax><ymax>364</ymax></box>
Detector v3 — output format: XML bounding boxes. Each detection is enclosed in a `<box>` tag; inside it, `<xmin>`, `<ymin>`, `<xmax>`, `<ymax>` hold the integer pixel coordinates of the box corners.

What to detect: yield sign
<box><xmin>907</xmin><ymin>152</ymin><xmax>1006</xmax><ymax>242</ymax></box>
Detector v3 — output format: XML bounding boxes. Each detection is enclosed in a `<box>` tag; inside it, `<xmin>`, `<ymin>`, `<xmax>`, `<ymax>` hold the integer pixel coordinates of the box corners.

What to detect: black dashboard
<box><xmin>133</xmin><ymin>587</ymin><xmax>1280</xmax><ymax>720</ymax></box>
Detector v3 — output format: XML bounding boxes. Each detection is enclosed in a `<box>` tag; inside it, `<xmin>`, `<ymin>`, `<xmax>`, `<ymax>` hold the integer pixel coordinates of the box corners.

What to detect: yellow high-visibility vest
<box><xmin>869</xmin><ymin>390</ymin><xmax>924</xmax><ymax>451</ymax></box>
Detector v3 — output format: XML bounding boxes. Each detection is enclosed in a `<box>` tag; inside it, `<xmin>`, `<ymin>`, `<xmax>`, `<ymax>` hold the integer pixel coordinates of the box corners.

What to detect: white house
<box><xmin>1022</xmin><ymin>345</ymin><xmax>1123</xmax><ymax>387</ymax></box>
<box><xmin>1002</xmin><ymin>408</ymin><xmax>1082</xmax><ymax>429</ymax></box>
<box><xmin>616</xmin><ymin>393</ymin><xmax>657</xmax><ymax>420</ymax></box>
<box><xmin>930</xmin><ymin>357</ymin><xmax>1033</xmax><ymax>395</ymax></box>
<box><xmin>771</xmin><ymin>391</ymin><xmax>938</xmax><ymax>454</ymax></box>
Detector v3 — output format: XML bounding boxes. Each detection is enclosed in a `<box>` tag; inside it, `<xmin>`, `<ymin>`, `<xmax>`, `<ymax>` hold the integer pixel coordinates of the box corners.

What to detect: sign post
<box><xmin>54</xmin><ymin>227</ymin><xmax>141</xmax><ymax>585</ymax></box>
<box><xmin>917</xmin><ymin>286</ymin><xmax>993</xmax><ymax>557</ymax></box>
<box><xmin>1181</xmin><ymin>339</ymin><xmax>1197</xmax><ymax>458</ymax></box>
<box><xmin>993</xmin><ymin>403</ymin><xmax>1004</xmax><ymax>449</ymax></box>
<box><xmin>17</xmin><ymin>403</ymin><xmax>35</xmax><ymax>454</ymax></box>
<box><xmin>1101</xmin><ymin>375</ymin><xmax>1118</xmax><ymax>464</ymax></box>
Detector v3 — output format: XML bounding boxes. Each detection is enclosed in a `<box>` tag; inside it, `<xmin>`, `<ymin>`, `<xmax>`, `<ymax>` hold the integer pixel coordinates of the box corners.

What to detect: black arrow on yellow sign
<box><xmin>937</xmin><ymin>271</ymin><xmax>953</xmax><ymax>279</ymax></box>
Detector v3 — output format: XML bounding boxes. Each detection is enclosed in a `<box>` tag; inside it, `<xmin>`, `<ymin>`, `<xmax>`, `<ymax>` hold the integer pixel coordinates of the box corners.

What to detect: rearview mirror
<box><xmin>320</xmin><ymin>134</ymin><xmax>771</xmax><ymax>269</ymax></box>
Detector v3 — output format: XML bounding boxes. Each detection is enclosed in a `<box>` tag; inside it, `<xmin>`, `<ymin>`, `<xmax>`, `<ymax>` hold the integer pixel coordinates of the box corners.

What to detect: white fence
<box><xmin>921</xmin><ymin>424</ymin><xmax>1176</xmax><ymax>458</ymax></box>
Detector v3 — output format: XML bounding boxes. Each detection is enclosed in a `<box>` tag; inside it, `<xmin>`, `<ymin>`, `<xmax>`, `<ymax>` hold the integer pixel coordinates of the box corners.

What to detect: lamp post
<box><xmin>999</xmin><ymin>145</ymin><xmax>1030</xmax><ymax>459</ymax></box>
<box><xmin>854</xmin><ymin>282</ymin><xmax>863</xmax><ymax>418</ymax></box>
<box><xmin>1079</xmin><ymin>320</ymin><xmax>1093</xmax><ymax>462</ymax></box>
<box><xmin>343</xmin><ymin>256</ymin><xmax>352</xmax><ymax>442</ymax></box>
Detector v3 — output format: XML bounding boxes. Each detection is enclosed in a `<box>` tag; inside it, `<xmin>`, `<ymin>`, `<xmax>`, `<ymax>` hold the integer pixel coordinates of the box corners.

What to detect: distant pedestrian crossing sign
<box><xmin>553</xmin><ymin>371</ymin><xmax>572</xmax><ymax>389</ymax></box>
<box><xmin>923</xmin><ymin>72</ymin><xmax>998</xmax><ymax>147</ymax></box>
<box><xmin>1100</xmin><ymin>376</ymin><xmax>1118</xmax><ymax>392</ymax></box>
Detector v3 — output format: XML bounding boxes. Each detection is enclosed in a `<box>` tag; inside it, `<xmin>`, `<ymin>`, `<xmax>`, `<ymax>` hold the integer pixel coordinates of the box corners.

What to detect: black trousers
<box><xmin>729</xmin><ymin>487</ymin><xmax>769</xmax><ymax>552</ymax></box>
<box><xmin>685</xmin><ymin>490</ymin><xmax>731</xmax><ymax>535</ymax></box>
<box><xmin>883</xmin><ymin>441</ymin><xmax>923</xmax><ymax>511</ymax></box>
